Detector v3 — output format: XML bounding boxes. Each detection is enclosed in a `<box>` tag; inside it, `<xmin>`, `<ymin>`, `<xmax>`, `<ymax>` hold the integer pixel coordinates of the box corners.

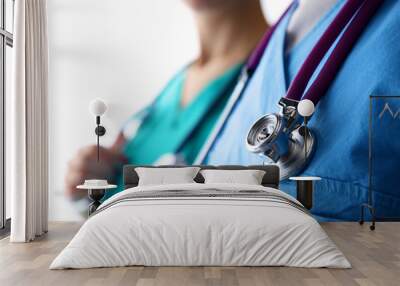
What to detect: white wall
<box><xmin>48</xmin><ymin>0</ymin><xmax>290</xmax><ymax>221</ymax></box>
<box><xmin>262</xmin><ymin>0</ymin><xmax>292</xmax><ymax>22</ymax></box>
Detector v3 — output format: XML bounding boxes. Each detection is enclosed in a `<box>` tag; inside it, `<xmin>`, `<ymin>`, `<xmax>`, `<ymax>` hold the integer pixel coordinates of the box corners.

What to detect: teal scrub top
<box><xmin>103</xmin><ymin>63</ymin><xmax>243</xmax><ymax>200</ymax></box>
<box><xmin>125</xmin><ymin>63</ymin><xmax>242</xmax><ymax>165</ymax></box>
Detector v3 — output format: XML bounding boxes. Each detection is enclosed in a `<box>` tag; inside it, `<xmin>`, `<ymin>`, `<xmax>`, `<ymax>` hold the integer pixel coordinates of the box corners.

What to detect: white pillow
<box><xmin>200</xmin><ymin>169</ymin><xmax>266</xmax><ymax>185</ymax></box>
<box><xmin>135</xmin><ymin>167</ymin><xmax>200</xmax><ymax>186</ymax></box>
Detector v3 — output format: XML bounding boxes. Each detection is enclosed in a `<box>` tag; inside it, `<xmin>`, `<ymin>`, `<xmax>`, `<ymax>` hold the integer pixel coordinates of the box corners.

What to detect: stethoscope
<box><xmin>195</xmin><ymin>0</ymin><xmax>384</xmax><ymax>179</ymax></box>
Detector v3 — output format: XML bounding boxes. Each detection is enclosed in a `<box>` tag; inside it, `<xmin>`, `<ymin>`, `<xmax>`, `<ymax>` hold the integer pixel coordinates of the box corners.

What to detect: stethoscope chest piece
<box><xmin>246</xmin><ymin>98</ymin><xmax>316</xmax><ymax>180</ymax></box>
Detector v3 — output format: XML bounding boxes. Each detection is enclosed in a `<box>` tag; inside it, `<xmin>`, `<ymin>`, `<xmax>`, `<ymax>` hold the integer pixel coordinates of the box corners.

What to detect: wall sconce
<box><xmin>89</xmin><ymin>98</ymin><xmax>107</xmax><ymax>162</ymax></box>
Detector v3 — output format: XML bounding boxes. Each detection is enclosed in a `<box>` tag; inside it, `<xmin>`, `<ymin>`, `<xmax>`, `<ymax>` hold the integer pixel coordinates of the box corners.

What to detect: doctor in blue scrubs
<box><xmin>201</xmin><ymin>0</ymin><xmax>400</xmax><ymax>221</ymax></box>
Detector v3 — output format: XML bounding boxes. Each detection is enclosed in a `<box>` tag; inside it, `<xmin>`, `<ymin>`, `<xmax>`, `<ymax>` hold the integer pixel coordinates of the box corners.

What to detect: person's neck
<box><xmin>286</xmin><ymin>0</ymin><xmax>338</xmax><ymax>51</ymax></box>
<box><xmin>195</xmin><ymin>2</ymin><xmax>268</xmax><ymax>67</ymax></box>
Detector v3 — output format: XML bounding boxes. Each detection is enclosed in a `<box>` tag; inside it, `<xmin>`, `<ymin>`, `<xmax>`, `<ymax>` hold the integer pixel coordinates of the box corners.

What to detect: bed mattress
<box><xmin>50</xmin><ymin>183</ymin><xmax>350</xmax><ymax>269</ymax></box>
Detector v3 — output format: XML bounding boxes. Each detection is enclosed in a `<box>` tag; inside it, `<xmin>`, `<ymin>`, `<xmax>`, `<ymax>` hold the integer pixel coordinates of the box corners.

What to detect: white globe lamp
<box><xmin>89</xmin><ymin>98</ymin><xmax>107</xmax><ymax>117</ymax></box>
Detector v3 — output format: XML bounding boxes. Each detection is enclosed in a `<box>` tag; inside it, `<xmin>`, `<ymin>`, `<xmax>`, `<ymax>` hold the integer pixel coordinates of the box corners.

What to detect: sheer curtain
<box><xmin>10</xmin><ymin>0</ymin><xmax>49</xmax><ymax>242</ymax></box>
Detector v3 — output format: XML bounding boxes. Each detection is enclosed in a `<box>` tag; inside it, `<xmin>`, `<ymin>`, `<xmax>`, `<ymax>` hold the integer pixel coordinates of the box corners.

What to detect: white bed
<box><xmin>50</xmin><ymin>182</ymin><xmax>350</xmax><ymax>269</ymax></box>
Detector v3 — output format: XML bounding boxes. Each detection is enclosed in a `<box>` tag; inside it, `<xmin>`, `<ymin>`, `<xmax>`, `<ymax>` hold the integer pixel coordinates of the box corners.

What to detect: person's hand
<box><xmin>65</xmin><ymin>145</ymin><xmax>127</xmax><ymax>200</ymax></box>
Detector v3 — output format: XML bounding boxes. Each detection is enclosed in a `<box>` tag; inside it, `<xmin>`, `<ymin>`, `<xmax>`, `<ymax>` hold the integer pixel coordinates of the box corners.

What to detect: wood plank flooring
<box><xmin>0</xmin><ymin>222</ymin><xmax>399</xmax><ymax>286</ymax></box>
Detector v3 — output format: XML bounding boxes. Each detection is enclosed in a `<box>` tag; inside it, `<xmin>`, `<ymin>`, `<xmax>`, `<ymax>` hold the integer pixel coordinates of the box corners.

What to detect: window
<box><xmin>0</xmin><ymin>0</ymin><xmax>14</xmax><ymax>233</ymax></box>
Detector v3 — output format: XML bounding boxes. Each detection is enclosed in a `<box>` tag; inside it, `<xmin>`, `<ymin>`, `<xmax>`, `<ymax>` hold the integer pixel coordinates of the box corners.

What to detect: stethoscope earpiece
<box><xmin>298</xmin><ymin>99</ymin><xmax>315</xmax><ymax>117</ymax></box>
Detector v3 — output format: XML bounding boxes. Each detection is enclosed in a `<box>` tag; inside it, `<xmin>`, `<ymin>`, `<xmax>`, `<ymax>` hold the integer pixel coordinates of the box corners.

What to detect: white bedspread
<box><xmin>50</xmin><ymin>183</ymin><xmax>350</xmax><ymax>269</ymax></box>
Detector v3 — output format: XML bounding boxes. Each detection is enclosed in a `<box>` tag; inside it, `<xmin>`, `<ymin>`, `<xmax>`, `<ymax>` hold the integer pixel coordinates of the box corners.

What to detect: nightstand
<box><xmin>77</xmin><ymin>181</ymin><xmax>117</xmax><ymax>216</ymax></box>
<box><xmin>289</xmin><ymin>176</ymin><xmax>321</xmax><ymax>210</ymax></box>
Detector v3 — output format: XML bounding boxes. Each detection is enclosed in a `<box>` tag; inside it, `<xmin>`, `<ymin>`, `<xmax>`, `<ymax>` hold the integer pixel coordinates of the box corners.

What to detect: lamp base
<box><xmin>88</xmin><ymin>189</ymin><xmax>106</xmax><ymax>216</ymax></box>
<box><xmin>95</xmin><ymin>126</ymin><xmax>106</xmax><ymax>136</ymax></box>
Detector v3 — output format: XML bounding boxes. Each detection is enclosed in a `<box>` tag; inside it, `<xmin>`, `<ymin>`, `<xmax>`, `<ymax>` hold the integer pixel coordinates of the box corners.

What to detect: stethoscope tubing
<box><xmin>302</xmin><ymin>0</ymin><xmax>384</xmax><ymax>104</ymax></box>
<box><xmin>287</xmin><ymin>0</ymin><xmax>384</xmax><ymax>104</ymax></box>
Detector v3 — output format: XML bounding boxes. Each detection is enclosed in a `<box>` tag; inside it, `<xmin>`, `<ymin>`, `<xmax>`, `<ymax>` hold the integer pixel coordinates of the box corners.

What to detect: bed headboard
<box><xmin>123</xmin><ymin>165</ymin><xmax>280</xmax><ymax>189</ymax></box>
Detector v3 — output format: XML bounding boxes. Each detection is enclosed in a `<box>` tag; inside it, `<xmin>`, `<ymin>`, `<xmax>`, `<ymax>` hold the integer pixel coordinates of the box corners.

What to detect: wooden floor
<box><xmin>0</xmin><ymin>222</ymin><xmax>399</xmax><ymax>286</ymax></box>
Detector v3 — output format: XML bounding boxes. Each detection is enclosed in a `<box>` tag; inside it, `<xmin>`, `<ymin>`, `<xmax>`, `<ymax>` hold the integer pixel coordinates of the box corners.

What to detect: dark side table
<box><xmin>77</xmin><ymin>183</ymin><xmax>117</xmax><ymax>216</ymax></box>
<box><xmin>289</xmin><ymin>176</ymin><xmax>321</xmax><ymax>210</ymax></box>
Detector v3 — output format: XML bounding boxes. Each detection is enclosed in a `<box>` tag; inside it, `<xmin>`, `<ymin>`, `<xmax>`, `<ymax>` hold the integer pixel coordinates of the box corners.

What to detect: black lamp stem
<box><xmin>94</xmin><ymin>116</ymin><xmax>106</xmax><ymax>162</ymax></box>
<box><xmin>96</xmin><ymin>116</ymin><xmax>100</xmax><ymax>162</ymax></box>
<box><xmin>97</xmin><ymin>129</ymin><xmax>100</xmax><ymax>162</ymax></box>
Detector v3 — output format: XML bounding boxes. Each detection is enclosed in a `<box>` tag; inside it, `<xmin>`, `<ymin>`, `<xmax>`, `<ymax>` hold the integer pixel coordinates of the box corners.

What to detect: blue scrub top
<box><xmin>204</xmin><ymin>0</ymin><xmax>400</xmax><ymax>221</ymax></box>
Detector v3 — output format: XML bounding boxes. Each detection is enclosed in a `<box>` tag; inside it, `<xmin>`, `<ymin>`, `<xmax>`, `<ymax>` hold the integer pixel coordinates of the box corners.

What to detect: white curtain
<box><xmin>10</xmin><ymin>0</ymin><xmax>49</xmax><ymax>242</ymax></box>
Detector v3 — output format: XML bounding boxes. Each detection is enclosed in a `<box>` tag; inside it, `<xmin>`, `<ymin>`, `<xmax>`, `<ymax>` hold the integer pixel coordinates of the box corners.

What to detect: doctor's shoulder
<box><xmin>351</xmin><ymin>1</ymin><xmax>400</xmax><ymax>93</ymax></box>
<box><xmin>363</xmin><ymin>1</ymin><xmax>400</xmax><ymax>68</ymax></box>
